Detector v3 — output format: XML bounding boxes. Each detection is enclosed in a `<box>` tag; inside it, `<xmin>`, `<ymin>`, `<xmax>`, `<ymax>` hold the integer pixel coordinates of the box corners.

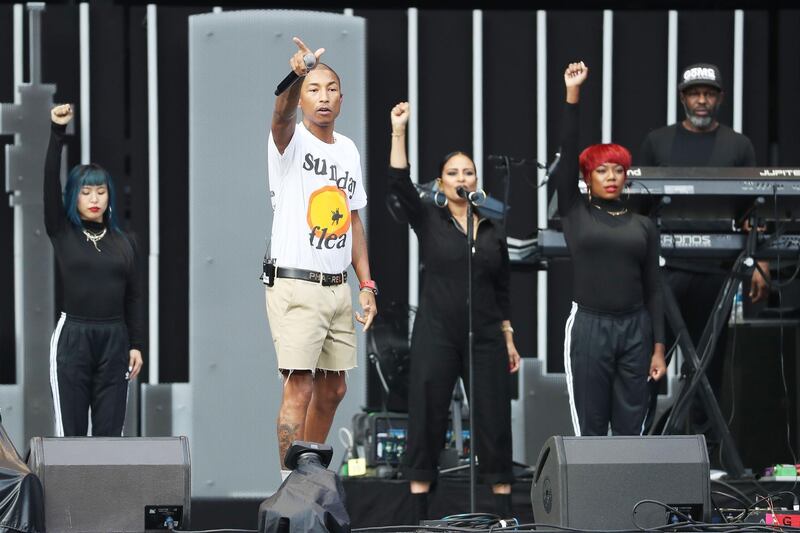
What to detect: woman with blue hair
<box><xmin>45</xmin><ymin>104</ymin><xmax>143</xmax><ymax>437</ymax></box>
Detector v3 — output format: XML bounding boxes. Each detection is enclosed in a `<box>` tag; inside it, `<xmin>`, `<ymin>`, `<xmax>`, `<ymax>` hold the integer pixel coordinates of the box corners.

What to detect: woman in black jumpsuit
<box><xmin>556</xmin><ymin>63</ymin><xmax>666</xmax><ymax>437</ymax></box>
<box><xmin>45</xmin><ymin>104</ymin><xmax>143</xmax><ymax>437</ymax></box>
<box><xmin>387</xmin><ymin>102</ymin><xmax>520</xmax><ymax>521</ymax></box>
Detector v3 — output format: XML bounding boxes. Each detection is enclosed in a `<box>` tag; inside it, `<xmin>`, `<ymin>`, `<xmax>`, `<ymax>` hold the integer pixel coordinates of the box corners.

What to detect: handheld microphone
<box><xmin>456</xmin><ymin>187</ymin><xmax>487</xmax><ymax>205</ymax></box>
<box><xmin>275</xmin><ymin>53</ymin><xmax>317</xmax><ymax>96</ymax></box>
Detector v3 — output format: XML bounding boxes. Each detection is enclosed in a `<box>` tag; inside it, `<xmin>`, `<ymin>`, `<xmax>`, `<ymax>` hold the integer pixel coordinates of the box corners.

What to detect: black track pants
<box><xmin>401</xmin><ymin>317</ymin><xmax>514</xmax><ymax>485</ymax></box>
<box><xmin>563</xmin><ymin>303</ymin><xmax>653</xmax><ymax>436</ymax></box>
<box><xmin>48</xmin><ymin>313</ymin><xmax>130</xmax><ymax>437</ymax></box>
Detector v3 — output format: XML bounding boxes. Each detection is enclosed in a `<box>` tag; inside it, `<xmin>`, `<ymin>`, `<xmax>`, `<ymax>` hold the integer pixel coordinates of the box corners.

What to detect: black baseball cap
<box><xmin>678</xmin><ymin>63</ymin><xmax>723</xmax><ymax>92</ymax></box>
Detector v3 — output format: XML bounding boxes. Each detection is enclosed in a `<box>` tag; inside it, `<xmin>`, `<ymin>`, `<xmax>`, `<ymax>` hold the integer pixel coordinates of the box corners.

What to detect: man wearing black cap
<box><xmin>639</xmin><ymin>64</ymin><xmax>766</xmax><ymax>444</ymax></box>
<box><xmin>640</xmin><ymin>63</ymin><xmax>756</xmax><ymax>166</ymax></box>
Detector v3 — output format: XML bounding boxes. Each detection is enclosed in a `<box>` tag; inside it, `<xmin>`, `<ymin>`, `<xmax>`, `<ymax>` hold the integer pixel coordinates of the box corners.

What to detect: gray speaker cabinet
<box><xmin>531</xmin><ymin>435</ymin><xmax>711</xmax><ymax>529</ymax></box>
<box><xmin>28</xmin><ymin>436</ymin><xmax>191</xmax><ymax>532</ymax></box>
<box><xmin>512</xmin><ymin>358</ymin><xmax>575</xmax><ymax>464</ymax></box>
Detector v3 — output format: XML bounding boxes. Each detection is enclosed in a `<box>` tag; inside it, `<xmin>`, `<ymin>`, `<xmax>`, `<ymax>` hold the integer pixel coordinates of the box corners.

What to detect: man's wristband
<box><xmin>359</xmin><ymin>279</ymin><xmax>378</xmax><ymax>295</ymax></box>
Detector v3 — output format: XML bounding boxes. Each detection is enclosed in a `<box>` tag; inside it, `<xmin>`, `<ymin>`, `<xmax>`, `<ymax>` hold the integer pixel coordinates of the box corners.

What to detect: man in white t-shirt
<box><xmin>265</xmin><ymin>37</ymin><xmax>378</xmax><ymax>480</ymax></box>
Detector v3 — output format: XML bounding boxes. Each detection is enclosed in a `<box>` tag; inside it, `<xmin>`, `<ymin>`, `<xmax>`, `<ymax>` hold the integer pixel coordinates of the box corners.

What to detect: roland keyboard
<box><xmin>549</xmin><ymin>167</ymin><xmax>800</xmax><ymax>233</ymax></box>
<box><xmin>620</xmin><ymin>167</ymin><xmax>800</xmax><ymax>196</ymax></box>
<box><xmin>534</xmin><ymin>229</ymin><xmax>800</xmax><ymax>261</ymax></box>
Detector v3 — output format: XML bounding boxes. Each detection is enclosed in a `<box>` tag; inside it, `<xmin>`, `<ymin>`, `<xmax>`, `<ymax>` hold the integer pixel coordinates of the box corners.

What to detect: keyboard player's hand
<box><xmin>749</xmin><ymin>260</ymin><xmax>770</xmax><ymax>303</ymax></box>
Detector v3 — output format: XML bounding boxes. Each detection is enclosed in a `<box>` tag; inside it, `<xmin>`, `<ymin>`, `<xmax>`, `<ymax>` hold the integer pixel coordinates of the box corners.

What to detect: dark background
<box><xmin>1</xmin><ymin>5</ymin><xmax>799</xmax><ymax>384</ymax></box>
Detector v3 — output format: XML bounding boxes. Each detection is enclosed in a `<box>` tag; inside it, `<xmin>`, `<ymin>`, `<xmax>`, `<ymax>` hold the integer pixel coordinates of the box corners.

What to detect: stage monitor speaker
<box><xmin>28</xmin><ymin>436</ymin><xmax>191</xmax><ymax>532</ymax></box>
<box><xmin>531</xmin><ymin>435</ymin><xmax>711</xmax><ymax>530</ymax></box>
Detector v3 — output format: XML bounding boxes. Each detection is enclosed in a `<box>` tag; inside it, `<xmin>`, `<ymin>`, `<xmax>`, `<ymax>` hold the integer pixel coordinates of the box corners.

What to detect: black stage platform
<box><xmin>191</xmin><ymin>476</ymin><xmax>800</xmax><ymax>531</ymax></box>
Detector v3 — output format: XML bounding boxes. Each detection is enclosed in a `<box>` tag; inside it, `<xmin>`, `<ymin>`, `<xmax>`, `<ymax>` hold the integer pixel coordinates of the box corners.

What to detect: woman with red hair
<box><xmin>556</xmin><ymin>62</ymin><xmax>666</xmax><ymax>436</ymax></box>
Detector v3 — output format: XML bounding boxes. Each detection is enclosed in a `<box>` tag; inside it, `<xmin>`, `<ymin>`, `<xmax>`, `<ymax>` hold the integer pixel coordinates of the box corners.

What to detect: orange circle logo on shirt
<box><xmin>307</xmin><ymin>185</ymin><xmax>350</xmax><ymax>238</ymax></box>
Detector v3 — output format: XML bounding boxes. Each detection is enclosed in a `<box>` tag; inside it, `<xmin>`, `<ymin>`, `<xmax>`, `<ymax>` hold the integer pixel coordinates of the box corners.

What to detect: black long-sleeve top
<box><xmin>44</xmin><ymin>122</ymin><xmax>144</xmax><ymax>350</ymax></box>
<box><xmin>388</xmin><ymin>167</ymin><xmax>510</xmax><ymax>340</ymax></box>
<box><xmin>555</xmin><ymin>103</ymin><xmax>664</xmax><ymax>344</ymax></box>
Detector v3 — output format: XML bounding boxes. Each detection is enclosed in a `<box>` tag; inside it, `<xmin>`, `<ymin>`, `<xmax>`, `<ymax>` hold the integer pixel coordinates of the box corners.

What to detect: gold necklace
<box><xmin>591</xmin><ymin>203</ymin><xmax>628</xmax><ymax>216</ymax></box>
<box><xmin>82</xmin><ymin>228</ymin><xmax>107</xmax><ymax>252</ymax></box>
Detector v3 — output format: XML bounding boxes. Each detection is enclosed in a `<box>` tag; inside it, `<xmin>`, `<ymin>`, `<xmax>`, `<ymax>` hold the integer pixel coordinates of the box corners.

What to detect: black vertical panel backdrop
<box><xmin>613</xmin><ymin>11</ymin><xmax>669</xmax><ymax>163</ymax></box>
<box><xmin>417</xmin><ymin>11</ymin><xmax>472</xmax><ymax>190</ymax></box>
<box><xmin>42</xmin><ymin>5</ymin><xmax>80</xmax><ymax>173</ymax></box>
<box><xmin>356</xmin><ymin>9</ymin><xmax>408</xmax><ymax>410</ymax></box>
<box><xmin>483</xmin><ymin>11</ymin><xmax>538</xmax><ymax>359</ymax></box>
<box><xmin>157</xmin><ymin>7</ymin><xmax>210</xmax><ymax>383</ymax></box>
<box><xmin>42</xmin><ymin>6</ymin><xmax>81</xmax><ymax>332</ymax></box>
<box><xmin>356</xmin><ymin>9</ymin><xmax>408</xmax><ymax>309</ymax></box>
<box><xmin>2</xmin><ymin>7</ymin><xmax>800</xmax><ymax>389</ymax></box>
<box><xmin>677</xmin><ymin>11</ymin><xmax>735</xmax><ymax>134</ymax></box>
<box><xmin>545</xmin><ymin>11</ymin><xmax>604</xmax><ymax>372</ymax></box>
<box><xmin>777</xmin><ymin>11</ymin><xmax>800</xmax><ymax>166</ymax></box>
<box><xmin>126</xmin><ymin>6</ymin><xmax>151</xmax><ymax>378</ymax></box>
<box><xmin>743</xmin><ymin>12</ymin><xmax>770</xmax><ymax>166</ymax></box>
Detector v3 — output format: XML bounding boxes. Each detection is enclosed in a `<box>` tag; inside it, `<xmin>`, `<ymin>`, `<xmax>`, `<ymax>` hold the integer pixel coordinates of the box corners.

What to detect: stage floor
<box><xmin>192</xmin><ymin>476</ymin><xmax>534</xmax><ymax>530</ymax></box>
<box><xmin>191</xmin><ymin>476</ymin><xmax>799</xmax><ymax>531</ymax></box>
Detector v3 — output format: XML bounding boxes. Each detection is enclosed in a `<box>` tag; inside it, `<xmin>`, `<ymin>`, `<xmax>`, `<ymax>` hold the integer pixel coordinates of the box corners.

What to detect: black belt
<box><xmin>271</xmin><ymin>264</ymin><xmax>347</xmax><ymax>286</ymax></box>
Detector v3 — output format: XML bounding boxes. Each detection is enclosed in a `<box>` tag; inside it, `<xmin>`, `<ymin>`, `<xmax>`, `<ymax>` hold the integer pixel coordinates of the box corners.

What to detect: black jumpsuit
<box><xmin>389</xmin><ymin>167</ymin><xmax>514</xmax><ymax>485</ymax></box>
<box><xmin>45</xmin><ymin>121</ymin><xmax>144</xmax><ymax>437</ymax></box>
<box><xmin>555</xmin><ymin>103</ymin><xmax>665</xmax><ymax>436</ymax></box>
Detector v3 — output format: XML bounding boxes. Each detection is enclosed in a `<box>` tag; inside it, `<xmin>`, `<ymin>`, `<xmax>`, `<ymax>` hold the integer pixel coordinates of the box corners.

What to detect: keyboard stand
<box><xmin>659</xmin><ymin>248</ymin><xmax>751</xmax><ymax>478</ymax></box>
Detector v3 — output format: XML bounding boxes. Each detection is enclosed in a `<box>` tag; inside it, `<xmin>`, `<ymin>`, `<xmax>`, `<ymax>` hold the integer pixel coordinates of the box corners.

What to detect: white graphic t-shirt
<box><xmin>267</xmin><ymin>123</ymin><xmax>367</xmax><ymax>274</ymax></box>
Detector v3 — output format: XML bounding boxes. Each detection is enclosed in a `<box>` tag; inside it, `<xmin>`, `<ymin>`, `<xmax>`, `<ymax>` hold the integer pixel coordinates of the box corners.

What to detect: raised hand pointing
<box><xmin>289</xmin><ymin>37</ymin><xmax>325</xmax><ymax>77</ymax></box>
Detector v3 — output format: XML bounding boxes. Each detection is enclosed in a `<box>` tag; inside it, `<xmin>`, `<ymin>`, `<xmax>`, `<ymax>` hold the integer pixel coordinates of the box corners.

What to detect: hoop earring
<box><xmin>434</xmin><ymin>191</ymin><xmax>448</xmax><ymax>208</ymax></box>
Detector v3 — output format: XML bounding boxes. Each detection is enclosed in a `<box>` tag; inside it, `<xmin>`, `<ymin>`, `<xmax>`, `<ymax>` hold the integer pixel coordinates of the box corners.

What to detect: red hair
<box><xmin>578</xmin><ymin>143</ymin><xmax>632</xmax><ymax>179</ymax></box>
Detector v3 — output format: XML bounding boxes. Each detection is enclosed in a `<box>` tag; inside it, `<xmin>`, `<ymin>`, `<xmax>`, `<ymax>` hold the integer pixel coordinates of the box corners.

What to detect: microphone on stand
<box><xmin>456</xmin><ymin>187</ymin><xmax>487</xmax><ymax>206</ymax></box>
<box><xmin>537</xmin><ymin>152</ymin><xmax>563</xmax><ymax>188</ymax></box>
<box><xmin>547</xmin><ymin>151</ymin><xmax>562</xmax><ymax>177</ymax></box>
<box><xmin>488</xmin><ymin>155</ymin><xmax>508</xmax><ymax>167</ymax></box>
<box><xmin>274</xmin><ymin>53</ymin><xmax>317</xmax><ymax>96</ymax></box>
<box><xmin>488</xmin><ymin>154</ymin><xmax>532</xmax><ymax>167</ymax></box>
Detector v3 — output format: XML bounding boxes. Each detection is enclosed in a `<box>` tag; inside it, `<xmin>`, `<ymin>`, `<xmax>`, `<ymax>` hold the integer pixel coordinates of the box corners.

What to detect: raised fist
<box><xmin>51</xmin><ymin>104</ymin><xmax>73</xmax><ymax>125</ymax></box>
<box><xmin>391</xmin><ymin>102</ymin><xmax>409</xmax><ymax>132</ymax></box>
<box><xmin>564</xmin><ymin>61</ymin><xmax>589</xmax><ymax>88</ymax></box>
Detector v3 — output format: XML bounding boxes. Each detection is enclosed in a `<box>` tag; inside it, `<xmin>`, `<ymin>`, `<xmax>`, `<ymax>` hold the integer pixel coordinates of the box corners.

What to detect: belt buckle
<box><xmin>322</xmin><ymin>273</ymin><xmax>342</xmax><ymax>286</ymax></box>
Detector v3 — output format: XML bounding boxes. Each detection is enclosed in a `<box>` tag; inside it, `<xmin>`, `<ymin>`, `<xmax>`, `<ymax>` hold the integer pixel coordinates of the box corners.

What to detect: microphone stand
<box><xmin>488</xmin><ymin>155</ymin><xmax>530</xmax><ymax>228</ymax></box>
<box><xmin>465</xmin><ymin>194</ymin><xmax>477</xmax><ymax>514</ymax></box>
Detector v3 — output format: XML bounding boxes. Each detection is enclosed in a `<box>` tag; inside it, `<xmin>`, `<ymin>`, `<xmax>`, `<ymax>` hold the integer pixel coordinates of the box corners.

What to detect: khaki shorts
<box><xmin>265</xmin><ymin>278</ymin><xmax>357</xmax><ymax>371</ymax></box>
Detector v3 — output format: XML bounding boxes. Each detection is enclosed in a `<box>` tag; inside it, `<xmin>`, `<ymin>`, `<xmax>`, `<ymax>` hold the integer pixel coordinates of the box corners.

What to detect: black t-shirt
<box><xmin>639</xmin><ymin>122</ymin><xmax>756</xmax><ymax>167</ymax></box>
<box><xmin>555</xmin><ymin>103</ymin><xmax>665</xmax><ymax>344</ymax></box>
<box><xmin>45</xmin><ymin>122</ymin><xmax>144</xmax><ymax>349</ymax></box>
